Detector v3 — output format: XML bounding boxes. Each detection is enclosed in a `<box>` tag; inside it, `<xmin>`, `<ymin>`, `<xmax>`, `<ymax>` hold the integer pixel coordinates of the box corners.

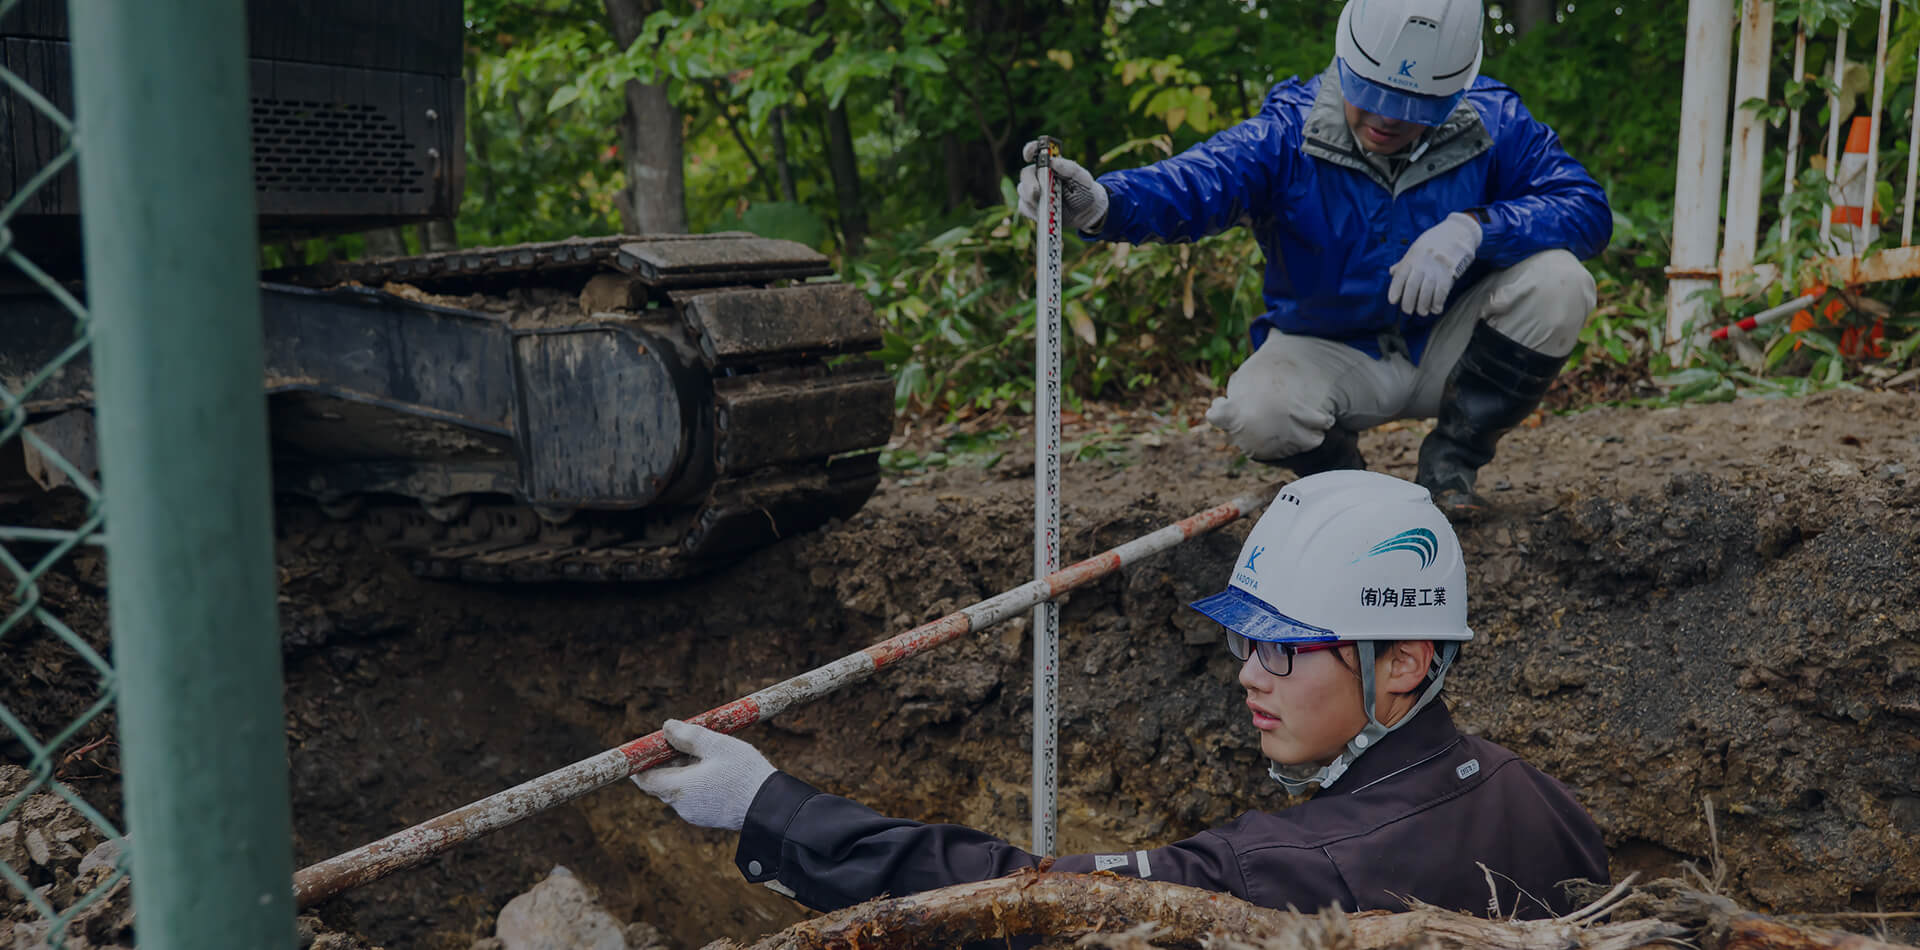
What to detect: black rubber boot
<box><xmin>1416</xmin><ymin>322</ymin><xmax>1568</xmax><ymax>521</ymax></box>
<box><xmin>1276</xmin><ymin>425</ymin><xmax>1366</xmax><ymax>478</ymax></box>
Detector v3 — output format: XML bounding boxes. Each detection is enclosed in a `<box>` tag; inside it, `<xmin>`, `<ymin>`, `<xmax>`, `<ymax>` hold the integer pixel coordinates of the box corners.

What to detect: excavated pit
<box><xmin>4</xmin><ymin>389</ymin><xmax>1918</xmax><ymax>948</ymax></box>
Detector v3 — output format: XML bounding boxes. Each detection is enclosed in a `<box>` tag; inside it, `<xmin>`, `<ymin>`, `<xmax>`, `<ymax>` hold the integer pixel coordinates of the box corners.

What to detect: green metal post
<box><xmin>67</xmin><ymin>1</ymin><xmax>297</xmax><ymax>947</ymax></box>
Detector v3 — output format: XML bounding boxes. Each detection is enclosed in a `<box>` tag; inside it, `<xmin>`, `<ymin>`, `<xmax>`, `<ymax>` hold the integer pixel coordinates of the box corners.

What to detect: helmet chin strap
<box><xmin>1266</xmin><ymin>641</ymin><xmax>1459</xmax><ymax>794</ymax></box>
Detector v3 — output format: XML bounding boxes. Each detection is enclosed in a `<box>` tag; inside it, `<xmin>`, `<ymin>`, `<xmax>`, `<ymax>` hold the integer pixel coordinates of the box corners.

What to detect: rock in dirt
<box><xmin>294</xmin><ymin>915</ymin><xmax>386</xmax><ymax>950</ymax></box>
<box><xmin>0</xmin><ymin>821</ymin><xmax>24</xmax><ymax>873</ymax></box>
<box><xmin>75</xmin><ymin>837</ymin><xmax>123</xmax><ymax>879</ymax></box>
<box><xmin>487</xmin><ymin>865</ymin><xmax>669</xmax><ymax>950</ymax></box>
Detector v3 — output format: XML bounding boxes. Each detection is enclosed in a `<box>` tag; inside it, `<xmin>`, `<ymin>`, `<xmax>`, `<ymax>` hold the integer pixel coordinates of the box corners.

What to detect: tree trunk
<box><xmin>363</xmin><ymin>227</ymin><xmax>408</xmax><ymax>258</ymax></box>
<box><xmin>772</xmin><ymin>106</ymin><xmax>798</xmax><ymax>203</ymax></box>
<box><xmin>941</xmin><ymin>132</ymin><xmax>1002</xmax><ymax>212</ymax></box>
<box><xmin>800</xmin><ymin>0</ymin><xmax>867</xmax><ymax>254</ymax></box>
<box><xmin>943</xmin><ymin>131</ymin><xmax>969</xmax><ymax>211</ymax></box>
<box><xmin>605</xmin><ymin>0</ymin><xmax>687</xmax><ymax>235</ymax></box>
<box><xmin>416</xmin><ymin>219</ymin><xmax>458</xmax><ymax>252</ymax></box>
<box><xmin>1511</xmin><ymin>0</ymin><xmax>1553</xmax><ymax>37</ymax></box>
<box><xmin>820</xmin><ymin>103</ymin><xmax>868</xmax><ymax>255</ymax></box>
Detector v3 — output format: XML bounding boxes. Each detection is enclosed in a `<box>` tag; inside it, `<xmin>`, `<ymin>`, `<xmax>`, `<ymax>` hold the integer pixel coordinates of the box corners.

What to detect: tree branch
<box><xmin>701</xmin><ymin>872</ymin><xmax>1691</xmax><ymax>950</ymax></box>
<box><xmin>702</xmin><ymin>80</ymin><xmax>779</xmax><ymax>202</ymax></box>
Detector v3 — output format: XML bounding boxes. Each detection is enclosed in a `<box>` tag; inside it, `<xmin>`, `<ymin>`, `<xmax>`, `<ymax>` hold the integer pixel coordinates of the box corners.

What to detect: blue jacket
<box><xmin>1092</xmin><ymin>68</ymin><xmax>1611</xmax><ymax>362</ymax></box>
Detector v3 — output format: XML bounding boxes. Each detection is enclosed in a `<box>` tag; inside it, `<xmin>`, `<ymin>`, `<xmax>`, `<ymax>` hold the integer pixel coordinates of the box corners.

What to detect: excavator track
<box><xmin>6</xmin><ymin>233</ymin><xmax>892</xmax><ymax>582</ymax></box>
<box><xmin>0</xmin><ymin>7</ymin><xmax>895</xmax><ymax>583</ymax></box>
<box><xmin>268</xmin><ymin>233</ymin><xmax>893</xmax><ymax>582</ymax></box>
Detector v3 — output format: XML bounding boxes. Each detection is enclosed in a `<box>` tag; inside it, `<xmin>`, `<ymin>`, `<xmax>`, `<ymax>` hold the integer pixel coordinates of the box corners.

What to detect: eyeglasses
<box><xmin>1227</xmin><ymin>632</ymin><xmax>1344</xmax><ymax>676</ymax></box>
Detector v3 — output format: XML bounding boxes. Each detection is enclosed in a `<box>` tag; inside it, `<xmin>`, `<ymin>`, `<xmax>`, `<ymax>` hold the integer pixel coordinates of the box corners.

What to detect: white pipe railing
<box><xmin>1860</xmin><ymin>0</ymin><xmax>1892</xmax><ymax>249</ymax></box>
<box><xmin>1665</xmin><ymin>0</ymin><xmax>1736</xmax><ymax>351</ymax></box>
<box><xmin>1905</xmin><ymin>17</ymin><xmax>1920</xmax><ymax>246</ymax></box>
<box><xmin>1721</xmin><ymin>0</ymin><xmax>1774</xmax><ymax>286</ymax></box>
<box><xmin>1779</xmin><ymin>26</ymin><xmax>1806</xmax><ymax>250</ymax></box>
<box><xmin>1818</xmin><ymin>25</ymin><xmax>1846</xmax><ymax>250</ymax></box>
<box><xmin>1675</xmin><ymin>0</ymin><xmax>1920</xmax><ymax>350</ymax></box>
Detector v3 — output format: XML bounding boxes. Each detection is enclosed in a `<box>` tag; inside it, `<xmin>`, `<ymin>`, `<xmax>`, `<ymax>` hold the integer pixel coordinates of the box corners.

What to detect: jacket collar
<box><xmin>1315</xmin><ymin>699</ymin><xmax>1463</xmax><ymax>797</ymax></box>
<box><xmin>1300</xmin><ymin>65</ymin><xmax>1494</xmax><ymax>197</ymax></box>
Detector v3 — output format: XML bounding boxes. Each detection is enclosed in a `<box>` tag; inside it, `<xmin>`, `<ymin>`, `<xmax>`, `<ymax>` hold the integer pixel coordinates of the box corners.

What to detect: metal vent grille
<box><xmin>250</xmin><ymin>98</ymin><xmax>424</xmax><ymax>194</ymax></box>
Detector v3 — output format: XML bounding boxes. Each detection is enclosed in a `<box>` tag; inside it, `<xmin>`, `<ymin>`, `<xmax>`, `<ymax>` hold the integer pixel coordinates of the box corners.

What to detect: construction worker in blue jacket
<box><xmin>1017</xmin><ymin>0</ymin><xmax>1610</xmax><ymax>520</ymax></box>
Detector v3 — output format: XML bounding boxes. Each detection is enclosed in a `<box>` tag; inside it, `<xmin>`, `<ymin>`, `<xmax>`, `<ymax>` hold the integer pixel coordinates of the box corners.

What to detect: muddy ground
<box><xmin>5</xmin><ymin>388</ymin><xmax>1920</xmax><ymax>947</ymax></box>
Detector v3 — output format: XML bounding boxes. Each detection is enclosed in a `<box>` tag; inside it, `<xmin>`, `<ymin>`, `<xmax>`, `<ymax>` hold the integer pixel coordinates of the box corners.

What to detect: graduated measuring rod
<box><xmin>1030</xmin><ymin>134</ymin><xmax>1064</xmax><ymax>858</ymax></box>
<box><xmin>292</xmin><ymin>488</ymin><xmax>1276</xmax><ymax>908</ymax></box>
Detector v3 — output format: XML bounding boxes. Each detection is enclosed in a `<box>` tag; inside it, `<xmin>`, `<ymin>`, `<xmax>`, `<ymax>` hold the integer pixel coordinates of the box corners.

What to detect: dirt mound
<box><xmin>5</xmin><ymin>390</ymin><xmax>1918</xmax><ymax>948</ymax></box>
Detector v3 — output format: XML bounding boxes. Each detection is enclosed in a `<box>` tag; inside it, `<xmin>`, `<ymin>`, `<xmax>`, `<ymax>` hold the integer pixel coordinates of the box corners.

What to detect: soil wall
<box><xmin>5</xmin><ymin>391</ymin><xmax>1918</xmax><ymax>947</ymax></box>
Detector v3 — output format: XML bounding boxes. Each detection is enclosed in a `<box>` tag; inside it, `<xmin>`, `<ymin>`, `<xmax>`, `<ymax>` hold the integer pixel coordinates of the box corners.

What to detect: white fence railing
<box><xmin>1666</xmin><ymin>0</ymin><xmax>1919</xmax><ymax>350</ymax></box>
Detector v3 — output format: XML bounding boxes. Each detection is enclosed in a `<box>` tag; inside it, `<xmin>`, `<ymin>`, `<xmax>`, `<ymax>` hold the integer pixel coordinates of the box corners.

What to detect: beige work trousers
<box><xmin>1212</xmin><ymin>249</ymin><xmax>1596</xmax><ymax>460</ymax></box>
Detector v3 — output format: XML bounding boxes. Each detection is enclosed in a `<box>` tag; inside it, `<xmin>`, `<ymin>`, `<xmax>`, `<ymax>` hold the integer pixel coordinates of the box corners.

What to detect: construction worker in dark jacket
<box><xmin>1015</xmin><ymin>0</ymin><xmax>1609</xmax><ymax>520</ymax></box>
<box><xmin>632</xmin><ymin>471</ymin><xmax>1610</xmax><ymax>918</ymax></box>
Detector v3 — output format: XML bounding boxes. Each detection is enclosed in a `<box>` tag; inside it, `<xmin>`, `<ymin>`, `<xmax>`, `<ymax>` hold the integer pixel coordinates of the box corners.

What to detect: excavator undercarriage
<box><xmin>2</xmin><ymin>0</ymin><xmax>896</xmax><ymax>583</ymax></box>
<box><xmin>4</xmin><ymin>233</ymin><xmax>894</xmax><ymax>582</ymax></box>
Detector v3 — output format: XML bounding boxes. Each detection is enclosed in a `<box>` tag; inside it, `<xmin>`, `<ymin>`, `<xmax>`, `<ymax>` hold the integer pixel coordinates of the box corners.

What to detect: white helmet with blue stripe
<box><xmin>1335</xmin><ymin>0</ymin><xmax>1484</xmax><ymax>127</ymax></box>
<box><xmin>1190</xmin><ymin>470</ymin><xmax>1473</xmax><ymax>791</ymax></box>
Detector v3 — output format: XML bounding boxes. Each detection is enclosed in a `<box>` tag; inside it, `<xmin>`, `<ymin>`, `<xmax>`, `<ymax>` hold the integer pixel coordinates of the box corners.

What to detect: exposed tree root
<box><xmin>699</xmin><ymin>872</ymin><xmax>1916</xmax><ymax>950</ymax></box>
<box><xmin>1572</xmin><ymin>879</ymin><xmax>1918</xmax><ymax>950</ymax></box>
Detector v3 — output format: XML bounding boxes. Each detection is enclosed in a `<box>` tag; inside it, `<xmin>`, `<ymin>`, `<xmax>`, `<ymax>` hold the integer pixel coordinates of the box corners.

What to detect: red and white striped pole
<box><xmin>1707</xmin><ymin>292</ymin><xmax>1821</xmax><ymax>341</ymax></box>
<box><xmin>291</xmin><ymin>488</ymin><xmax>1274</xmax><ymax>908</ymax></box>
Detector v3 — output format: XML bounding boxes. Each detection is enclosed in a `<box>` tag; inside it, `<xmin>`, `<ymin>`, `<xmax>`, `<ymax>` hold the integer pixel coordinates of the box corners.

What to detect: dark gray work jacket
<box><xmin>734</xmin><ymin>703</ymin><xmax>1609</xmax><ymax>918</ymax></box>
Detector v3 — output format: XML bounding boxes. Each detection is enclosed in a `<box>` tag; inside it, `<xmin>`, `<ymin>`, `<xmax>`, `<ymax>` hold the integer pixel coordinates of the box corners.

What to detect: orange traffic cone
<box><xmin>1829</xmin><ymin>116</ymin><xmax>1881</xmax><ymax>256</ymax></box>
<box><xmin>1788</xmin><ymin>117</ymin><xmax>1887</xmax><ymax>357</ymax></box>
<box><xmin>1787</xmin><ymin>288</ymin><xmax>1846</xmax><ymax>348</ymax></box>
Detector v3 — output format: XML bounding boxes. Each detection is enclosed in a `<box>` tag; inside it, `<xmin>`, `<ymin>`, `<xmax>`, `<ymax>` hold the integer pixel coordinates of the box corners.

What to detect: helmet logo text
<box><xmin>1357</xmin><ymin>528</ymin><xmax>1438</xmax><ymax>569</ymax></box>
<box><xmin>1397</xmin><ymin>59</ymin><xmax>1416</xmax><ymax>78</ymax></box>
<box><xmin>1361</xmin><ymin>586</ymin><xmax>1447</xmax><ymax>608</ymax></box>
<box><xmin>1244</xmin><ymin>545</ymin><xmax>1266</xmax><ymax>572</ymax></box>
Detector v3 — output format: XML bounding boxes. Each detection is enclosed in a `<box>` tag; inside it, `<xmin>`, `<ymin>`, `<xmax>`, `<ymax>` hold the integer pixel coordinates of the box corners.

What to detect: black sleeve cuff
<box><xmin>735</xmin><ymin>770</ymin><xmax>819</xmax><ymax>884</ymax></box>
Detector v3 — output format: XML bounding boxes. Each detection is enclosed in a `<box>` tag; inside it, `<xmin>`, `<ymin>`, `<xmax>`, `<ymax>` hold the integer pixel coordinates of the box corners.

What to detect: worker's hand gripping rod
<box><xmin>291</xmin><ymin>489</ymin><xmax>1275</xmax><ymax>908</ymax></box>
<box><xmin>1031</xmin><ymin>134</ymin><xmax>1063</xmax><ymax>858</ymax></box>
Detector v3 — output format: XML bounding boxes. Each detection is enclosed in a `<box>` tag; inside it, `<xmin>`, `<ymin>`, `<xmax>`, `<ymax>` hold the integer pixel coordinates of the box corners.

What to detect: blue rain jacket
<box><xmin>1091</xmin><ymin>68</ymin><xmax>1611</xmax><ymax>362</ymax></box>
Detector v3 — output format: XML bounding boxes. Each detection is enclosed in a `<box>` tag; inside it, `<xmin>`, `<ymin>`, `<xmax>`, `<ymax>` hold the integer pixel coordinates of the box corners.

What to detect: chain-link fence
<box><xmin>6</xmin><ymin>2</ymin><xmax>300</xmax><ymax>944</ymax></box>
<box><xmin>1</xmin><ymin>1</ymin><xmax>130</xmax><ymax>944</ymax></box>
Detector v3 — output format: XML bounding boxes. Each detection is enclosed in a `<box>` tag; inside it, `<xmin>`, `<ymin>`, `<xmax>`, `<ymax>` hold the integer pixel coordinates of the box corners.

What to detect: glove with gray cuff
<box><xmin>1017</xmin><ymin>140</ymin><xmax>1109</xmax><ymax>232</ymax></box>
<box><xmin>631</xmin><ymin>719</ymin><xmax>777</xmax><ymax>831</ymax></box>
<box><xmin>1388</xmin><ymin>212</ymin><xmax>1483</xmax><ymax>317</ymax></box>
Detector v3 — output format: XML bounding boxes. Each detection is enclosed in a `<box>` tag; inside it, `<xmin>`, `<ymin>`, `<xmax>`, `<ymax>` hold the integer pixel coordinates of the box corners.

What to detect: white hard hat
<box><xmin>1334</xmin><ymin>0</ymin><xmax>1484</xmax><ymax>126</ymax></box>
<box><xmin>1192</xmin><ymin>470</ymin><xmax>1475</xmax><ymax>792</ymax></box>
<box><xmin>1190</xmin><ymin>469</ymin><xmax>1472</xmax><ymax>646</ymax></box>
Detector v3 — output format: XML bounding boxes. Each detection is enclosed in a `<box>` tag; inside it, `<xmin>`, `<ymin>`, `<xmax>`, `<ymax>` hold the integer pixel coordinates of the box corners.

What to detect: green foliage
<box><xmin>450</xmin><ymin>0</ymin><xmax>1920</xmax><ymax>422</ymax></box>
<box><xmin>457</xmin><ymin>0</ymin><xmax>1361</xmax><ymax>252</ymax></box>
<box><xmin>1669</xmin><ymin>0</ymin><xmax>1920</xmax><ymax>405</ymax></box>
<box><xmin>852</xmin><ymin>183</ymin><xmax>1263</xmax><ymax>417</ymax></box>
<box><xmin>1480</xmin><ymin>1</ymin><xmax>1688</xmax><ymax>215</ymax></box>
<box><xmin>464</xmin><ymin>1</ymin><xmax>626</xmax><ymax>244</ymax></box>
<box><xmin>716</xmin><ymin>201</ymin><xmax>832</xmax><ymax>248</ymax></box>
<box><xmin>1775</xmin><ymin>0</ymin><xmax>1883</xmax><ymax>33</ymax></box>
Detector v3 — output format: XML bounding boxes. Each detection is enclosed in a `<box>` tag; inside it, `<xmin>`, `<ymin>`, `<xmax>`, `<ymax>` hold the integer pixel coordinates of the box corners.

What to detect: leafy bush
<box><xmin>851</xmin><ymin>177</ymin><xmax>1266</xmax><ymax>418</ymax></box>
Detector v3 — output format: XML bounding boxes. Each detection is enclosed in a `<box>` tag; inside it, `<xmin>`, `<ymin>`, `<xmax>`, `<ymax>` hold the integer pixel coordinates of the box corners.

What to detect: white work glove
<box><xmin>1388</xmin><ymin>212</ymin><xmax>1483</xmax><ymax>317</ymax></box>
<box><xmin>1017</xmin><ymin>140</ymin><xmax>1109</xmax><ymax>232</ymax></box>
<box><xmin>630</xmin><ymin>719</ymin><xmax>777</xmax><ymax>832</ymax></box>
